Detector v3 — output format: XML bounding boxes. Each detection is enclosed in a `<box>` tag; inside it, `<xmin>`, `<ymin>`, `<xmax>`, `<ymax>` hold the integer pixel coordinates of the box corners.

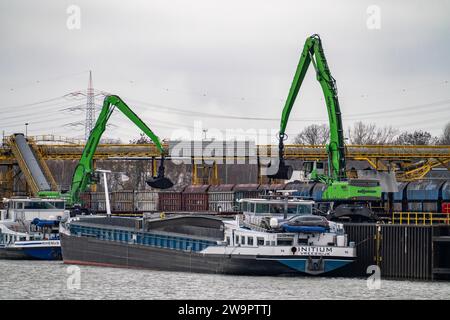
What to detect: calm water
<box><xmin>0</xmin><ymin>260</ymin><xmax>448</xmax><ymax>300</ymax></box>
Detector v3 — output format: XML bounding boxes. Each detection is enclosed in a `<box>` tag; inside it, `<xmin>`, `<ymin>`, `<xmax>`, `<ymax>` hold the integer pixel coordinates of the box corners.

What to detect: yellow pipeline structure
<box><xmin>1</xmin><ymin>135</ymin><xmax>449</xmax><ymax>185</ymax></box>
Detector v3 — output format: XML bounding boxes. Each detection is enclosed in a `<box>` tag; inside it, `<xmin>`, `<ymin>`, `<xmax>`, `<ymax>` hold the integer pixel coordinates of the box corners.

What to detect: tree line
<box><xmin>293</xmin><ymin>121</ymin><xmax>450</xmax><ymax>145</ymax></box>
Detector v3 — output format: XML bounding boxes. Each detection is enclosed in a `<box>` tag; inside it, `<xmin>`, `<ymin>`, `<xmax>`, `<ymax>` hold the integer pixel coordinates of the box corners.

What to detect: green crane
<box><xmin>39</xmin><ymin>95</ymin><xmax>173</xmax><ymax>206</ymax></box>
<box><xmin>269</xmin><ymin>34</ymin><xmax>381</xmax><ymax>203</ymax></box>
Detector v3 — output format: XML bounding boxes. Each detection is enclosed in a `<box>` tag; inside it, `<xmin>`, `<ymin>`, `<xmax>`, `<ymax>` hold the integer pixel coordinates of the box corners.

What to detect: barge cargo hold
<box><xmin>60</xmin><ymin>215</ymin><xmax>356</xmax><ymax>276</ymax></box>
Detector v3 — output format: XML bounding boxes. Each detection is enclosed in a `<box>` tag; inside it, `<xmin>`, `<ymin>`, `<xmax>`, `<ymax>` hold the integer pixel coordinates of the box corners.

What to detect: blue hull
<box><xmin>275</xmin><ymin>258</ymin><xmax>353</xmax><ymax>274</ymax></box>
<box><xmin>0</xmin><ymin>246</ymin><xmax>62</xmax><ymax>260</ymax></box>
<box><xmin>23</xmin><ymin>247</ymin><xmax>62</xmax><ymax>260</ymax></box>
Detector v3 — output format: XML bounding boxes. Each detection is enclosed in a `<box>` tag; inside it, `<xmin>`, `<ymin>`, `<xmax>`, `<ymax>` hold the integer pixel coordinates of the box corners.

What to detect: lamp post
<box><xmin>25</xmin><ymin>123</ymin><xmax>29</xmax><ymax>138</ymax></box>
<box><xmin>96</xmin><ymin>169</ymin><xmax>112</xmax><ymax>216</ymax></box>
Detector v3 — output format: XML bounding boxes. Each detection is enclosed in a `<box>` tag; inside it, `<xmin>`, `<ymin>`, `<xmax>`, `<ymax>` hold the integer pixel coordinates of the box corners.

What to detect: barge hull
<box><xmin>60</xmin><ymin>233</ymin><xmax>352</xmax><ymax>276</ymax></box>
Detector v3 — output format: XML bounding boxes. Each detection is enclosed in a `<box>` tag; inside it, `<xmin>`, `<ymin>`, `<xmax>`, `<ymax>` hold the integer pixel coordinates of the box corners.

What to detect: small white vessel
<box><xmin>0</xmin><ymin>197</ymin><xmax>69</xmax><ymax>260</ymax></box>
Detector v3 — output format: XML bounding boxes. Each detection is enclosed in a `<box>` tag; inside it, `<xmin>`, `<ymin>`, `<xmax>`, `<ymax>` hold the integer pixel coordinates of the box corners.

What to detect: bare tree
<box><xmin>129</xmin><ymin>133</ymin><xmax>152</xmax><ymax>144</ymax></box>
<box><xmin>128</xmin><ymin>132</ymin><xmax>158</xmax><ymax>189</ymax></box>
<box><xmin>347</xmin><ymin>121</ymin><xmax>398</xmax><ymax>145</ymax></box>
<box><xmin>438</xmin><ymin>122</ymin><xmax>450</xmax><ymax>145</ymax></box>
<box><xmin>395</xmin><ymin>130</ymin><xmax>437</xmax><ymax>145</ymax></box>
<box><xmin>293</xmin><ymin>124</ymin><xmax>329</xmax><ymax>145</ymax></box>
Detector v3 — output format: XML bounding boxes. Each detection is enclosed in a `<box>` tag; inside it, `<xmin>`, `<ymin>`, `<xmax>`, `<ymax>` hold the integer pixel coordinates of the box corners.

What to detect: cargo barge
<box><xmin>60</xmin><ymin>197</ymin><xmax>356</xmax><ymax>276</ymax></box>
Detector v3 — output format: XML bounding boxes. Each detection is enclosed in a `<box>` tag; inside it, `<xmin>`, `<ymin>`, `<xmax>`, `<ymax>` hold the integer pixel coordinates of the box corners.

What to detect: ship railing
<box><xmin>240</xmin><ymin>220</ymin><xmax>268</xmax><ymax>232</ymax></box>
<box><xmin>391</xmin><ymin>212</ymin><xmax>450</xmax><ymax>225</ymax></box>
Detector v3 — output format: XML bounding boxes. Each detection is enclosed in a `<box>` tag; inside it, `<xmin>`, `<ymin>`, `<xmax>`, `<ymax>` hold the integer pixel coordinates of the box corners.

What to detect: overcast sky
<box><xmin>0</xmin><ymin>0</ymin><xmax>449</xmax><ymax>143</ymax></box>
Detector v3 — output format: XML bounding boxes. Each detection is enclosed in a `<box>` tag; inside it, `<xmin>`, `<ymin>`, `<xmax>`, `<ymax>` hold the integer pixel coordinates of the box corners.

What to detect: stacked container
<box><xmin>442</xmin><ymin>181</ymin><xmax>450</xmax><ymax>214</ymax></box>
<box><xmin>392</xmin><ymin>182</ymin><xmax>409</xmax><ymax>212</ymax></box>
<box><xmin>233</xmin><ymin>184</ymin><xmax>260</xmax><ymax>208</ymax></box>
<box><xmin>258</xmin><ymin>183</ymin><xmax>285</xmax><ymax>197</ymax></box>
<box><xmin>135</xmin><ymin>190</ymin><xmax>158</xmax><ymax>212</ymax></box>
<box><xmin>79</xmin><ymin>192</ymin><xmax>91</xmax><ymax>210</ymax></box>
<box><xmin>90</xmin><ymin>191</ymin><xmax>110</xmax><ymax>213</ymax></box>
<box><xmin>208</xmin><ymin>184</ymin><xmax>235</xmax><ymax>212</ymax></box>
<box><xmin>158</xmin><ymin>187</ymin><xmax>186</xmax><ymax>212</ymax></box>
<box><xmin>406</xmin><ymin>180</ymin><xmax>446</xmax><ymax>212</ymax></box>
<box><xmin>183</xmin><ymin>185</ymin><xmax>210</xmax><ymax>211</ymax></box>
<box><xmin>284</xmin><ymin>181</ymin><xmax>316</xmax><ymax>199</ymax></box>
<box><xmin>111</xmin><ymin>190</ymin><xmax>135</xmax><ymax>212</ymax></box>
<box><xmin>311</xmin><ymin>183</ymin><xmax>327</xmax><ymax>201</ymax></box>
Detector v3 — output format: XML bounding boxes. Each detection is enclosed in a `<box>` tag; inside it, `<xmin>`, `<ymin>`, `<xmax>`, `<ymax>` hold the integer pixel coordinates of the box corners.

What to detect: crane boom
<box><xmin>66</xmin><ymin>95</ymin><xmax>172</xmax><ymax>205</ymax></box>
<box><xmin>280</xmin><ymin>34</ymin><xmax>345</xmax><ymax>180</ymax></box>
<box><xmin>274</xmin><ymin>34</ymin><xmax>345</xmax><ymax>182</ymax></box>
<box><xmin>269</xmin><ymin>35</ymin><xmax>381</xmax><ymax>207</ymax></box>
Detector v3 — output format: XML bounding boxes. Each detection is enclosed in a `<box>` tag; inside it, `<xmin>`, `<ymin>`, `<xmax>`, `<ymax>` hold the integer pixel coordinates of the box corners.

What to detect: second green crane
<box><xmin>269</xmin><ymin>34</ymin><xmax>382</xmax><ymax>204</ymax></box>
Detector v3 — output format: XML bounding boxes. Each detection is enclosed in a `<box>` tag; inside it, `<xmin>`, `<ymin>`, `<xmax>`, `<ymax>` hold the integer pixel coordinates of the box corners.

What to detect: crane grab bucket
<box><xmin>268</xmin><ymin>163</ymin><xmax>293</xmax><ymax>180</ymax></box>
<box><xmin>146</xmin><ymin>176</ymin><xmax>174</xmax><ymax>189</ymax></box>
<box><xmin>146</xmin><ymin>157</ymin><xmax>174</xmax><ymax>189</ymax></box>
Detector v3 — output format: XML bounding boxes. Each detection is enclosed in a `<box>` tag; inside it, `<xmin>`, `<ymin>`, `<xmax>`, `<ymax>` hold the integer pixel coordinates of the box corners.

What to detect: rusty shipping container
<box><xmin>233</xmin><ymin>184</ymin><xmax>260</xmax><ymax>208</ymax></box>
<box><xmin>183</xmin><ymin>185</ymin><xmax>210</xmax><ymax>212</ymax></box>
<box><xmin>158</xmin><ymin>187</ymin><xmax>186</xmax><ymax>212</ymax></box>
<box><xmin>79</xmin><ymin>192</ymin><xmax>91</xmax><ymax>210</ymax></box>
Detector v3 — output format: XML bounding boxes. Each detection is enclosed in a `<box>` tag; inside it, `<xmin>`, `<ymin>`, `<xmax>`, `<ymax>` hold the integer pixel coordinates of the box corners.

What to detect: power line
<box><xmin>344</xmin><ymin>98</ymin><xmax>450</xmax><ymax>118</ymax></box>
<box><xmin>1</xmin><ymin>113</ymin><xmax>82</xmax><ymax>128</ymax></box>
<box><xmin>95</xmin><ymin>78</ymin><xmax>449</xmax><ymax>105</ymax></box>
<box><xmin>0</xmin><ymin>92</ymin><xmax>88</xmax><ymax>112</ymax></box>
<box><xmin>0</xmin><ymin>102</ymin><xmax>87</xmax><ymax>122</ymax></box>
<box><xmin>102</xmin><ymin>93</ymin><xmax>450</xmax><ymax>123</ymax></box>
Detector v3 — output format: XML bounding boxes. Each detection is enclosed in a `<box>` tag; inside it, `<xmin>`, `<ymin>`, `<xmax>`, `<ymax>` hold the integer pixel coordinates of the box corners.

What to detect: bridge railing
<box><xmin>30</xmin><ymin>135</ymin><xmax>85</xmax><ymax>145</ymax></box>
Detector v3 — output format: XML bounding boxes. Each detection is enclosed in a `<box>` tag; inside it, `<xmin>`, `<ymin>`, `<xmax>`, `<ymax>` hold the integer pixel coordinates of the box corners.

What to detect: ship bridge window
<box><xmin>240</xmin><ymin>202</ymin><xmax>248</xmax><ymax>212</ymax></box>
<box><xmin>255</xmin><ymin>203</ymin><xmax>269</xmax><ymax>215</ymax></box>
<box><xmin>241</xmin><ymin>236</ymin><xmax>246</xmax><ymax>245</ymax></box>
<box><xmin>297</xmin><ymin>204</ymin><xmax>312</xmax><ymax>215</ymax></box>
<box><xmin>269</xmin><ymin>203</ymin><xmax>299</xmax><ymax>214</ymax></box>
<box><xmin>247</xmin><ymin>236</ymin><xmax>254</xmax><ymax>246</ymax></box>
<box><xmin>50</xmin><ymin>202</ymin><xmax>65</xmax><ymax>209</ymax></box>
<box><xmin>226</xmin><ymin>236</ymin><xmax>230</xmax><ymax>245</ymax></box>
<box><xmin>14</xmin><ymin>202</ymin><xmax>24</xmax><ymax>209</ymax></box>
<box><xmin>257</xmin><ymin>237</ymin><xmax>264</xmax><ymax>246</ymax></box>
<box><xmin>24</xmin><ymin>201</ymin><xmax>57</xmax><ymax>210</ymax></box>
<box><xmin>277</xmin><ymin>239</ymin><xmax>293</xmax><ymax>246</ymax></box>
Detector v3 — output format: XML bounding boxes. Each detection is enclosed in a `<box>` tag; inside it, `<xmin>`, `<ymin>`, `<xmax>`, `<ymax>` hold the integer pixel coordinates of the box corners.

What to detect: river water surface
<box><xmin>0</xmin><ymin>260</ymin><xmax>448</xmax><ymax>300</ymax></box>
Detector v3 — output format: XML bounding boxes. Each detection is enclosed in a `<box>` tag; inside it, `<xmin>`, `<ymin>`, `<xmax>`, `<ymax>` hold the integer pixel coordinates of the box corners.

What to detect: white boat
<box><xmin>203</xmin><ymin>196</ymin><xmax>357</xmax><ymax>275</ymax></box>
<box><xmin>0</xmin><ymin>197</ymin><xmax>69</xmax><ymax>260</ymax></box>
